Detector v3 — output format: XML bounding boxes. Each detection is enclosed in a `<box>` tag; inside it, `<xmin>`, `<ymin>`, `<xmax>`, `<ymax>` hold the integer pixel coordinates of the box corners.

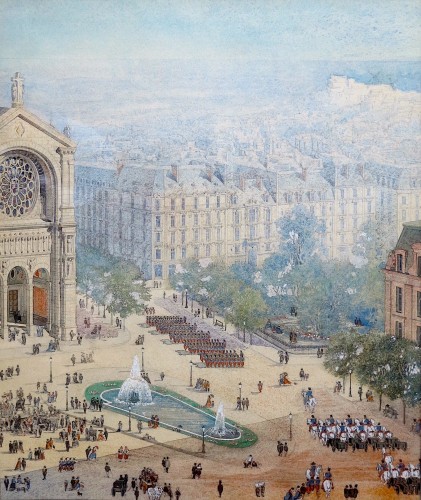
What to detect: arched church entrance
<box><xmin>7</xmin><ymin>266</ymin><xmax>28</xmax><ymax>326</ymax></box>
<box><xmin>33</xmin><ymin>268</ymin><xmax>49</xmax><ymax>327</ymax></box>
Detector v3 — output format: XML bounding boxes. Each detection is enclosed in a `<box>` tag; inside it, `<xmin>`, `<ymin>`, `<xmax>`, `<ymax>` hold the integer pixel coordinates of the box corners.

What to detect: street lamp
<box><xmin>128</xmin><ymin>403</ymin><xmax>132</xmax><ymax>431</ymax></box>
<box><xmin>49</xmin><ymin>356</ymin><xmax>53</xmax><ymax>383</ymax></box>
<box><xmin>189</xmin><ymin>360</ymin><xmax>193</xmax><ymax>387</ymax></box>
<box><xmin>239</xmin><ymin>382</ymin><xmax>242</xmax><ymax>402</ymax></box>
<box><xmin>201</xmin><ymin>425</ymin><xmax>206</xmax><ymax>453</ymax></box>
<box><xmin>243</xmin><ymin>321</ymin><xmax>246</xmax><ymax>343</ymax></box>
<box><xmin>348</xmin><ymin>369</ymin><xmax>353</xmax><ymax>398</ymax></box>
<box><xmin>141</xmin><ymin>347</ymin><xmax>145</xmax><ymax>372</ymax></box>
<box><xmin>65</xmin><ymin>384</ymin><xmax>69</xmax><ymax>411</ymax></box>
<box><xmin>185</xmin><ymin>289</ymin><xmax>188</xmax><ymax>308</ymax></box>
<box><xmin>289</xmin><ymin>412</ymin><xmax>293</xmax><ymax>440</ymax></box>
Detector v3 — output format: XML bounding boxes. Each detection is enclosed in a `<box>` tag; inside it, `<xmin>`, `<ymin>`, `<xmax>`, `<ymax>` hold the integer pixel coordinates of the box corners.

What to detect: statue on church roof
<box><xmin>11</xmin><ymin>72</ymin><xmax>24</xmax><ymax>108</ymax></box>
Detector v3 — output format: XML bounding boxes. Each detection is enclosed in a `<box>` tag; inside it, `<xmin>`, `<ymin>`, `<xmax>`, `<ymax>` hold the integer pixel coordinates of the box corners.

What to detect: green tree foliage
<box><xmin>104</xmin><ymin>262</ymin><xmax>151</xmax><ymax>319</ymax></box>
<box><xmin>323</xmin><ymin>331</ymin><xmax>364</xmax><ymax>378</ymax></box>
<box><xmin>226</xmin><ymin>287</ymin><xmax>268</xmax><ymax>335</ymax></box>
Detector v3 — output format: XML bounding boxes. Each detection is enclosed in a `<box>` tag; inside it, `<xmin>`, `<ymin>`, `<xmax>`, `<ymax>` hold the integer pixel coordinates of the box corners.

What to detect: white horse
<box><xmin>323</xmin><ymin>479</ymin><xmax>332</xmax><ymax>498</ymax></box>
<box><xmin>305</xmin><ymin>397</ymin><xmax>317</xmax><ymax>412</ymax></box>
<box><xmin>147</xmin><ymin>486</ymin><xmax>163</xmax><ymax>500</ymax></box>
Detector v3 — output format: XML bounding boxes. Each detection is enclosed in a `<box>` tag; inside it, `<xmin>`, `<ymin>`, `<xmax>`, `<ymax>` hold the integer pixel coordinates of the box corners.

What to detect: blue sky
<box><xmin>1</xmin><ymin>0</ymin><xmax>420</xmax><ymax>64</ymax></box>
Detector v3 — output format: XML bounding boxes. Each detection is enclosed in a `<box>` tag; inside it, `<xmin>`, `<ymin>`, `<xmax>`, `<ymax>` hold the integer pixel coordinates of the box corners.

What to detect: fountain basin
<box><xmin>100</xmin><ymin>388</ymin><xmax>241</xmax><ymax>441</ymax></box>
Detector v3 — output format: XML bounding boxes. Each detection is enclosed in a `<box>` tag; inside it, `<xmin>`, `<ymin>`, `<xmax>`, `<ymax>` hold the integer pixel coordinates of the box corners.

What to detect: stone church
<box><xmin>0</xmin><ymin>73</ymin><xmax>77</xmax><ymax>340</ymax></box>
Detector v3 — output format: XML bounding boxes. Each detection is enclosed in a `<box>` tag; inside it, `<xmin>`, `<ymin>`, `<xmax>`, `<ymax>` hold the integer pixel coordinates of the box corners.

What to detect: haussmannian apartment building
<box><xmin>74</xmin><ymin>152</ymin><xmax>421</xmax><ymax>282</ymax></box>
<box><xmin>384</xmin><ymin>221</ymin><xmax>421</xmax><ymax>345</ymax></box>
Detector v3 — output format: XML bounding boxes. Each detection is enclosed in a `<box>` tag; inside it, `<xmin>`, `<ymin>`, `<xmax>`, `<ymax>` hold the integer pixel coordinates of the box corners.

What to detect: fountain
<box><xmin>116</xmin><ymin>355</ymin><xmax>153</xmax><ymax>405</ymax></box>
<box><xmin>207</xmin><ymin>402</ymin><xmax>240</xmax><ymax>439</ymax></box>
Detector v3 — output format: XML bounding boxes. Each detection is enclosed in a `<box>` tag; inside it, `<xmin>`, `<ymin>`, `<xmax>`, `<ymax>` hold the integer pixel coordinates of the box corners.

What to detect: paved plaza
<box><xmin>0</xmin><ymin>287</ymin><xmax>419</xmax><ymax>499</ymax></box>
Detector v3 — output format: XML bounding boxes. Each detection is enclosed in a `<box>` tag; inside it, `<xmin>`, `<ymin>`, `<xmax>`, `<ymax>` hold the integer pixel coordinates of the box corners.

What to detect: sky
<box><xmin>0</xmin><ymin>0</ymin><xmax>420</xmax><ymax>68</ymax></box>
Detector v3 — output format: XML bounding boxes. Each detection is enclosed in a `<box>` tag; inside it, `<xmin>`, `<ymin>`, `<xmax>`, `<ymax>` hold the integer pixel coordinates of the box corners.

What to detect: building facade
<box><xmin>384</xmin><ymin>221</ymin><xmax>421</xmax><ymax>344</ymax></box>
<box><xmin>0</xmin><ymin>73</ymin><xmax>77</xmax><ymax>340</ymax></box>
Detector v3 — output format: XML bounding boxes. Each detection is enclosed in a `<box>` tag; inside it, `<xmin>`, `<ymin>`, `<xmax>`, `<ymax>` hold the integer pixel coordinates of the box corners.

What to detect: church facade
<box><xmin>0</xmin><ymin>73</ymin><xmax>77</xmax><ymax>340</ymax></box>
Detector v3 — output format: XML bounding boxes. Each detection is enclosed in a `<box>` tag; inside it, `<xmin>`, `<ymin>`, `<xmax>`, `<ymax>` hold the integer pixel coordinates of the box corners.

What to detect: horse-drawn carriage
<box><xmin>331</xmin><ymin>437</ymin><xmax>348</xmax><ymax>452</ymax></box>
<box><xmin>351</xmin><ymin>433</ymin><xmax>368</xmax><ymax>452</ymax></box>
<box><xmin>139</xmin><ymin>468</ymin><xmax>159</xmax><ymax>493</ymax></box>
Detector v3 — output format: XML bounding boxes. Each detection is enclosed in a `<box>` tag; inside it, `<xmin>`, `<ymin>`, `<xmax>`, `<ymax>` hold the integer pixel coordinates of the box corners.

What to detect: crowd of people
<box><xmin>378</xmin><ymin>454</ymin><xmax>420</xmax><ymax>495</ymax></box>
<box><xmin>194</xmin><ymin>378</ymin><xmax>210</xmax><ymax>392</ymax></box>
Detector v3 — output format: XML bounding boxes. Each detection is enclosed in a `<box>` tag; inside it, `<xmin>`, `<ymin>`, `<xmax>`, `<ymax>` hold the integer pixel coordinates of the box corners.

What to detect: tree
<box><xmin>104</xmin><ymin>262</ymin><xmax>151</xmax><ymax>321</ymax></box>
<box><xmin>323</xmin><ymin>332</ymin><xmax>364</xmax><ymax>388</ymax></box>
<box><xmin>276</xmin><ymin>204</ymin><xmax>326</xmax><ymax>266</ymax></box>
<box><xmin>226</xmin><ymin>287</ymin><xmax>267</xmax><ymax>343</ymax></box>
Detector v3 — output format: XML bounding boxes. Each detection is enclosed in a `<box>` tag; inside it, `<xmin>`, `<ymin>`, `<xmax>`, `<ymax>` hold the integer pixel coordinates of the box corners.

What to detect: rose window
<box><xmin>0</xmin><ymin>155</ymin><xmax>38</xmax><ymax>217</ymax></box>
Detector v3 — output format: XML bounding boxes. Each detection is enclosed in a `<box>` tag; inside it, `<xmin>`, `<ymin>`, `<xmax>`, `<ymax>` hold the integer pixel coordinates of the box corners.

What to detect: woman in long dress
<box><xmin>123</xmin><ymin>446</ymin><xmax>129</xmax><ymax>461</ymax></box>
<box><xmin>88</xmin><ymin>446</ymin><xmax>98</xmax><ymax>460</ymax></box>
<box><xmin>117</xmin><ymin>446</ymin><xmax>124</xmax><ymax>462</ymax></box>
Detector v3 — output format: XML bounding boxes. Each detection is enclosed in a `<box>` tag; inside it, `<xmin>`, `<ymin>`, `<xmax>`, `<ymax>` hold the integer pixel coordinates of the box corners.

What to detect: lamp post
<box><xmin>289</xmin><ymin>412</ymin><xmax>293</xmax><ymax>440</ymax></box>
<box><xmin>128</xmin><ymin>403</ymin><xmax>132</xmax><ymax>431</ymax></box>
<box><xmin>185</xmin><ymin>289</ymin><xmax>188</xmax><ymax>308</ymax></box>
<box><xmin>65</xmin><ymin>384</ymin><xmax>69</xmax><ymax>411</ymax></box>
<box><xmin>239</xmin><ymin>382</ymin><xmax>242</xmax><ymax>402</ymax></box>
<box><xmin>141</xmin><ymin>347</ymin><xmax>145</xmax><ymax>372</ymax></box>
<box><xmin>49</xmin><ymin>356</ymin><xmax>53</xmax><ymax>383</ymax></box>
<box><xmin>243</xmin><ymin>321</ymin><xmax>246</xmax><ymax>342</ymax></box>
<box><xmin>189</xmin><ymin>360</ymin><xmax>193</xmax><ymax>387</ymax></box>
<box><xmin>348</xmin><ymin>369</ymin><xmax>353</xmax><ymax>398</ymax></box>
<box><xmin>191</xmin><ymin>296</ymin><xmax>194</xmax><ymax>313</ymax></box>
<box><xmin>201</xmin><ymin>425</ymin><xmax>206</xmax><ymax>453</ymax></box>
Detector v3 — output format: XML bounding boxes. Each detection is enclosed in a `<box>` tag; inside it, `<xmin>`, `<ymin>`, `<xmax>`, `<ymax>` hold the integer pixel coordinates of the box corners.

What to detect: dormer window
<box><xmin>396</xmin><ymin>253</ymin><xmax>403</xmax><ymax>273</ymax></box>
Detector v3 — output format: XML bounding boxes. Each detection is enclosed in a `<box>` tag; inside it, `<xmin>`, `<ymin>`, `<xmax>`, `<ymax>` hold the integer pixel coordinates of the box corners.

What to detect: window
<box><xmin>234</xmin><ymin>211</ymin><xmax>240</xmax><ymax>224</ymax></box>
<box><xmin>205</xmin><ymin>244</ymin><xmax>210</xmax><ymax>257</ymax></box>
<box><xmin>155</xmin><ymin>199</ymin><xmax>160</xmax><ymax>211</ymax></box>
<box><xmin>417</xmin><ymin>291</ymin><xmax>421</xmax><ymax>318</ymax></box>
<box><xmin>194</xmin><ymin>229</ymin><xmax>199</xmax><ymax>242</ymax></box>
<box><xmin>217</xmin><ymin>228</ymin><xmax>221</xmax><ymax>241</ymax></box>
<box><xmin>353</xmin><ymin>218</ymin><xmax>358</xmax><ymax>229</ymax></box>
<box><xmin>194</xmin><ymin>246</ymin><xmax>199</xmax><ymax>258</ymax></box>
<box><xmin>217</xmin><ymin>243</ymin><xmax>222</xmax><ymax>256</ymax></box>
<box><xmin>395</xmin><ymin>321</ymin><xmax>403</xmax><ymax>339</ymax></box>
<box><xmin>340</xmin><ymin>204</ymin><xmax>345</xmax><ymax>215</ymax></box>
<box><xmin>418</xmin><ymin>256</ymin><xmax>421</xmax><ymax>277</ymax></box>
<box><xmin>402</xmin><ymin>210</ymin><xmax>406</xmax><ymax>221</ymax></box>
<box><xmin>234</xmin><ymin>227</ymin><xmax>240</xmax><ymax>241</ymax></box>
<box><xmin>265</xmin><ymin>243</ymin><xmax>271</xmax><ymax>251</ymax></box>
<box><xmin>402</xmin><ymin>196</ymin><xmax>407</xmax><ymax>205</ymax></box>
<box><xmin>265</xmin><ymin>209</ymin><xmax>271</xmax><ymax>222</ymax></box>
<box><xmin>396</xmin><ymin>254</ymin><xmax>403</xmax><ymax>272</ymax></box>
<box><xmin>353</xmin><ymin>202</ymin><xmax>357</xmax><ymax>215</ymax></box>
<box><xmin>396</xmin><ymin>287</ymin><xmax>403</xmax><ymax>313</ymax></box>
<box><xmin>170</xmin><ymin>248</ymin><xmax>175</xmax><ymax>260</ymax></box>
<box><xmin>170</xmin><ymin>215</ymin><xmax>175</xmax><ymax>227</ymax></box>
<box><xmin>205</xmin><ymin>196</ymin><xmax>210</xmax><ymax>209</ymax></box>
<box><xmin>217</xmin><ymin>211</ymin><xmax>221</xmax><ymax>223</ymax></box>
<box><xmin>181</xmin><ymin>230</ymin><xmax>186</xmax><ymax>244</ymax></box>
<box><xmin>250</xmin><ymin>225</ymin><xmax>256</xmax><ymax>239</ymax></box>
<box><xmin>367</xmin><ymin>201</ymin><xmax>372</xmax><ymax>213</ymax></box>
<box><xmin>181</xmin><ymin>198</ymin><xmax>185</xmax><ymax>210</ymax></box>
<box><xmin>216</xmin><ymin>196</ymin><xmax>220</xmax><ymax>208</ymax></box>
<box><xmin>181</xmin><ymin>214</ymin><xmax>186</xmax><ymax>226</ymax></box>
<box><xmin>170</xmin><ymin>232</ymin><xmax>175</xmax><ymax>245</ymax></box>
<box><xmin>205</xmin><ymin>229</ymin><xmax>210</xmax><ymax>242</ymax></box>
<box><xmin>417</xmin><ymin>326</ymin><xmax>421</xmax><ymax>347</ymax></box>
<box><xmin>155</xmin><ymin>249</ymin><xmax>161</xmax><ymax>260</ymax></box>
<box><xmin>194</xmin><ymin>197</ymin><xmax>198</xmax><ymax>209</ymax></box>
<box><xmin>194</xmin><ymin>214</ymin><xmax>199</xmax><ymax>225</ymax></box>
<box><xmin>340</xmin><ymin>189</ymin><xmax>344</xmax><ymax>199</ymax></box>
<box><xmin>340</xmin><ymin>219</ymin><xmax>345</xmax><ymax>230</ymax></box>
<box><xmin>249</xmin><ymin>208</ymin><xmax>257</xmax><ymax>223</ymax></box>
<box><xmin>181</xmin><ymin>246</ymin><xmax>186</xmax><ymax>259</ymax></box>
<box><xmin>206</xmin><ymin>213</ymin><xmax>211</xmax><ymax>225</ymax></box>
<box><xmin>155</xmin><ymin>216</ymin><xmax>161</xmax><ymax>228</ymax></box>
<box><xmin>353</xmin><ymin>188</ymin><xmax>357</xmax><ymax>198</ymax></box>
<box><xmin>265</xmin><ymin>224</ymin><xmax>271</xmax><ymax>239</ymax></box>
<box><xmin>170</xmin><ymin>198</ymin><xmax>175</xmax><ymax>211</ymax></box>
<box><xmin>235</xmin><ymin>244</ymin><xmax>240</xmax><ymax>254</ymax></box>
<box><xmin>155</xmin><ymin>232</ymin><xmax>161</xmax><ymax>243</ymax></box>
<box><xmin>322</xmin><ymin>205</ymin><xmax>326</xmax><ymax>217</ymax></box>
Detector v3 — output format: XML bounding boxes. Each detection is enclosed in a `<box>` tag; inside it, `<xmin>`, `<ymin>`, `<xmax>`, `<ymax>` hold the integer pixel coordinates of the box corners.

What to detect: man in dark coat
<box><xmin>277</xmin><ymin>441</ymin><xmax>284</xmax><ymax>456</ymax></box>
<box><xmin>217</xmin><ymin>480</ymin><xmax>224</xmax><ymax>497</ymax></box>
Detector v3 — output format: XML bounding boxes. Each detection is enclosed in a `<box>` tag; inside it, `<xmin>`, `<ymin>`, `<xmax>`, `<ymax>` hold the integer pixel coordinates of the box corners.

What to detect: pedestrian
<box><xmin>175</xmin><ymin>487</ymin><xmax>181</xmax><ymax>500</ymax></box>
<box><xmin>164</xmin><ymin>456</ymin><xmax>170</xmax><ymax>473</ymax></box>
<box><xmin>245</xmin><ymin>397</ymin><xmax>249</xmax><ymax>410</ymax></box>
<box><xmin>241</xmin><ymin>398</ymin><xmax>246</xmax><ymax>410</ymax></box>
<box><xmin>85</xmin><ymin>446</ymin><xmax>91</xmax><ymax>460</ymax></box>
<box><xmin>351</xmin><ymin>484</ymin><xmax>359</xmax><ymax>498</ymax></box>
<box><xmin>284</xmin><ymin>442</ymin><xmax>288</xmax><ymax>456</ymax></box>
<box><xmin>192</xmin><ymin>463</ymin><xmax>197</xmax><ymax>479</ymax></box>
<box><xmin>160</xmin><ymin>372</ymin><xmax>165</xmax><ymax>381</ymax></box>
<box><xmin>104</xmin><ymin>427</ymin><xmax>109</xmax><ymax>440</ymax></box>
<box><xmin>65</xmin><ymin>438</ymin><xmax>70</xmax><ymax>452</ymax></box>
<box><xmin>105</xmin><ymin>462</ymin><xmax>111</xmax><ymax>478</ymax></box>
<box><xmin>357</xmin><ymin>387</ymin><xmax>363</xmax><ymax>401</ymax></box>
<box><xmin>0</xmin><ymin>432</ymin><xmax>3</xmax><ymax>447</ymax></box>
<box><xmin>117</xmin><ymin>421</ymin><xmax>123</xmax><ymax>432</ymax></box>
<box><xmin>344</xmin><ymin>484</ymin><xmax>350</xmax><ymax>498</ymax></box>
<box><xmin>257</xmin><ymin>381</ymin><xmax>263</xmax><ymax>393</ymax></box>
<box><xmin>217</xmin><ymin>480</ymin><xmax>224</xmax><ymax>497</ymax></box>
<box><xmin>277</xmin><ymin>441</ymin><xmax>284</xmax><ymax>456</ymax></box>
<box><xmin>4</xmin><ymin>476</ymin><xmax>9</xmax><ymax>491</ymax></box>
<box><xmin>285</xmin><ymin>352</ymin><xmax>289</xmax><ymax>364</ymax></box>
<box><xmin>134</xmin><ymin>487</ymin><xmax>140</xmax><ymax>500</ymax></box>
<box><xmin>21</xmin><ymin>458</ymin><xmax>26</xmax><ymax>471</ymax></box>
<box><xmin>64</xmin><ymin>480</ymin><xmax>68</xmax><ymax>491</ymax></box>
<box><xmin>42</xmin><ymin>466</ymin><xmax>47</xmax><ymax>480</ymax></box>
